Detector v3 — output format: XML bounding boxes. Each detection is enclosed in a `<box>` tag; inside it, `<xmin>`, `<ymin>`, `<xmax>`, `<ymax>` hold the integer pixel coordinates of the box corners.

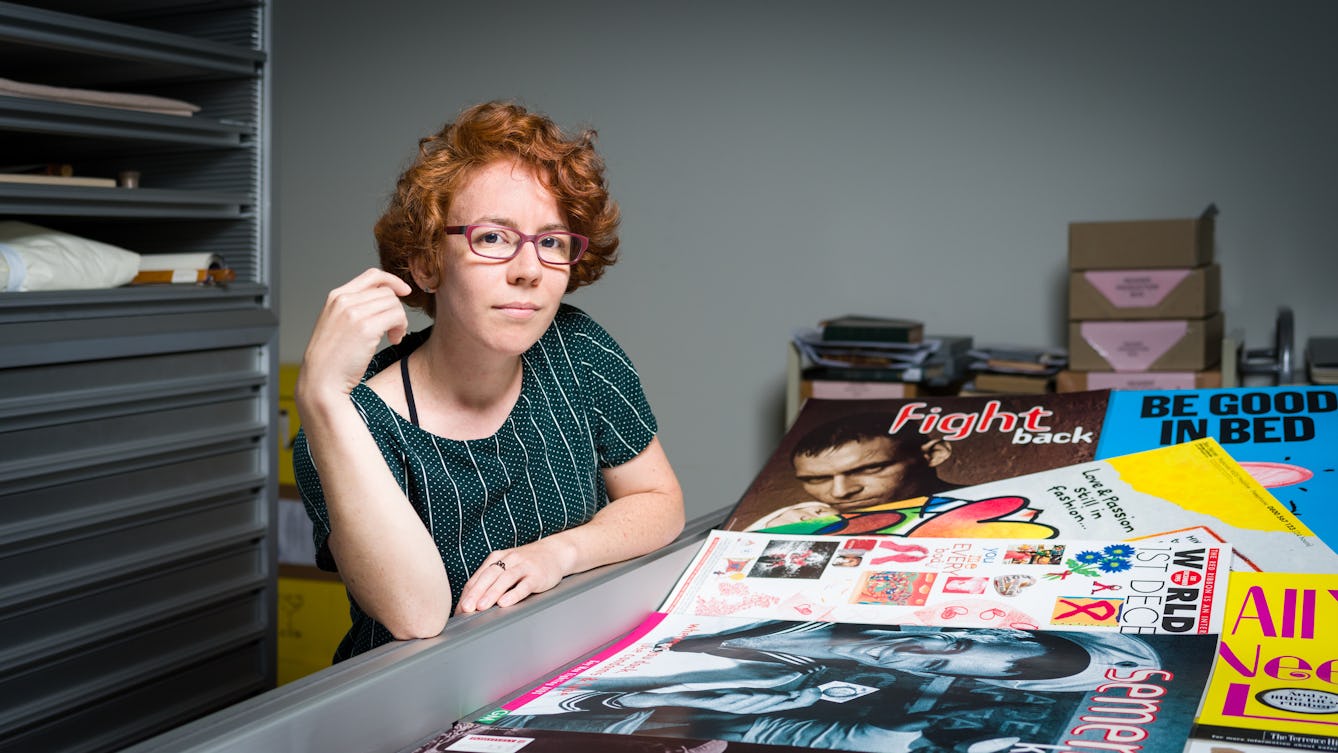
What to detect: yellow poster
<box><xmin>1192</xmin><ymin>571</ymin><xmax>1338</xmax><ymax>752</ymax></box>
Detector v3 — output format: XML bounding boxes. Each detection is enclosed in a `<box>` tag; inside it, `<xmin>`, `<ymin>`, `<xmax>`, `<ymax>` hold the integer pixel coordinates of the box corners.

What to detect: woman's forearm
<box><xmin>546</xmin><ymin>488</ymin><xmax>685</xmax><ymax>576</ymax></box>
<box><xmin>553</xmin><ymin>436</ymin><xmax>685</xmax><ymax>574</ymax></box>
<box><xmin>300</xmin><ymin>392</ymin><xmax>451</xmax><ymax>638</ymax></box>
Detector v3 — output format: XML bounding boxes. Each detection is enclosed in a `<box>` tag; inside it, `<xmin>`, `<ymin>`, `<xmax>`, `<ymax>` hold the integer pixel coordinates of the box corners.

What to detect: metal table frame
<box><xmin>122</xmin><ymin>507</ymin><xmax>728</xmax><ymax>753</ymax></box>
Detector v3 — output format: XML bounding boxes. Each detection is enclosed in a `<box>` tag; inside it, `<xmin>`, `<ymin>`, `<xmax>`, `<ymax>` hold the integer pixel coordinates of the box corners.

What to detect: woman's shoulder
<box><xmin>547</xmin><ymin>303</ymin><xmax>620</xmax><ymax>349</ymax></box>
<box><xmin>550</xmin><ymin>302</ymin><xmax>598</xmax><ymax>331</ymax></box>
<box><xmin>351</xmin><ymin>329</ymin><xmax>429</xmax><ymax>431</ymax></box>
<box><xmin>363</xmin><ymin>327</ymin><xmax>431</xmax><ymax>380</ymax></box>
<box><xmin>529</xmin><ymin>305</ymin><xmax>639</xmax><ymax>384</ymax></box>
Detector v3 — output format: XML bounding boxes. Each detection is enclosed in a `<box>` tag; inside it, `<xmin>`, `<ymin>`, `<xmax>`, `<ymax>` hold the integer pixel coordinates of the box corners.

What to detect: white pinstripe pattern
<box><xmin>294</xmin><ymin>304</ymin><xmax>657</xmax><ymax>661</ymax></box>
<box><xmin>592</xmin><ymin>407</ymin><xmax>640</xmax><ymax>455</ymax></box>
<box><xmin>297</xmin><ymin>438</ymin><xmax>331</xmax><ymax>537</ymax></box>
<box><xmin>461</xmin><ymin>440</ymin><xmax>495</xmax><ymax>553</ymax></box>
<box><xmin>430</xmin><ymin>434</ymin><xmax>469</xmax><ymax>584</ymax></box>
<box><xmin>581</xmin><ymin>363</ymin><xmax>656</xmax><ymax>435</ymax></box>
<box><xmin>493</xmin><ymin>433</ymin><xmax>519</xmax><ymax>547</ymax></box>
<box><xmin>524</xmin><ymin>347</ymin><xmax>585</xmax><ymax>518</ymax></box>
<box><xmin>574</xmin><ymin>328</ymin><xmax>637</xmax><ymax>373</ymax></box>
<box><xmin>506</xmin><ymin>414</ymin><xmax>547</xmax><ymax>539</ymax></box>
<box><xmin>521</xmin><ymin>391</ymin><xmax>571</xmax><ymax>531</ymax></box>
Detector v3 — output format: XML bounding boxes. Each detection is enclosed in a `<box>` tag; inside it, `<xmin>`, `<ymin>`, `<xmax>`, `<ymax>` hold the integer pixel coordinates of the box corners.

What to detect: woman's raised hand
<box><xmin>298</xmin><ymin>269</ymin><xmax>412</xmax><ymax>409</ymax></box>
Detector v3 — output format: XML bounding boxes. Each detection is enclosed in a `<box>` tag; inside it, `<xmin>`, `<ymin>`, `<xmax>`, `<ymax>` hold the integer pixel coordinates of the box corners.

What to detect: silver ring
<box><xmin>492</xmin><ymin>561</ymin><xmax>507</xmax><ymax>571</ymax></box>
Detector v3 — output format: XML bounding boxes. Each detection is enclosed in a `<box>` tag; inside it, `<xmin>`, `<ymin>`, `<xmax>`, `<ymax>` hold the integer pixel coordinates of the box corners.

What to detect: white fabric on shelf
<box><xmin>0</xmin><ymin>221</ymin><xmax>141</xmax><ymax>292</ymax></box>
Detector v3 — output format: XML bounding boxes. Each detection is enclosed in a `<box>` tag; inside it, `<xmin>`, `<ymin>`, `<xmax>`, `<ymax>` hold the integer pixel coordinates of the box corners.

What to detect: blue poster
<box><xmin>1097</xmin><ymin>386</ymin><xmax>1338</xmax><ymax>547</ymax></box>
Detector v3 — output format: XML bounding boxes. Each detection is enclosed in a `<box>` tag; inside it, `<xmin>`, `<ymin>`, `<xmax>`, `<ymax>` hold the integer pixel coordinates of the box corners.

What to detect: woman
<box><xmin>294</xmin><ymin>101</ymin><xmax>685</xmax><ymax>661</ymax></box>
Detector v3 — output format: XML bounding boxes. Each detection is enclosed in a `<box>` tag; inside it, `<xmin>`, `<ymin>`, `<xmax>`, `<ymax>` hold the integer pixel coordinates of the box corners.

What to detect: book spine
<box><xmin>822</xmin><ymin>324</ymin><xmax>923</xmax><ymax>343</ymax></box>
<box><xmin>131</xmin><ymin>268</ymin><xmax>236</xmax><ymax>285</ymax></box>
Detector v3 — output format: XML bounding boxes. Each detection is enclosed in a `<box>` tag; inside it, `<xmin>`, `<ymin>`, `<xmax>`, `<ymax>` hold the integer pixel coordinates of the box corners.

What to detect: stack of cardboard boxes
<box><xmin>1058</xmin><ymin>205</ymin><xmax>1226</xmax><ymax>392</ymax></box>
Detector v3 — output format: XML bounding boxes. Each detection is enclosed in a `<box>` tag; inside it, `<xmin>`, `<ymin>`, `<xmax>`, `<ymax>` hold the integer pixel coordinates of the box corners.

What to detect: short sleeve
<box><xmin>561</xmin><ymin>307</ymin><xmax>658</xmax><ymax>468</ymax></box>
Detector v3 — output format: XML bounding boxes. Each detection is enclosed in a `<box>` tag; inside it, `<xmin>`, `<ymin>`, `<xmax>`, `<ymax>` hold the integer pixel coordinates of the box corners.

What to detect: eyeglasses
<box><xmin>445</xmin><ymin>224</ymin><xmax>589</xmax><ymax>265</ymax></box>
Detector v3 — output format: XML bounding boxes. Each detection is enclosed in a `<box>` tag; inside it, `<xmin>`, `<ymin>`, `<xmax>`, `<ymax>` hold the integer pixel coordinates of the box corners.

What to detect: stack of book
<box><xmin>1060</xmin><ymin>205</ymin><xmax>1226</xmax><ymax>392</ymax></box>
<box><xmin>131</xmin><ymin>252</ymin><xmax>234</xmax><ymax>286</ymax></box>
<box><xmin>1308</xmin><ymin>336</ymin><xmax>1338</xmax><ymax>385</ymax></box>
<box><xmin>0</xmin><ymin>164</ymin><xmax>117</xmax><ymax>187</ymax></box>
<box><xmin>792</xmin><ymin>315</ymin><xmax>971</xmax><ymax>401</ymax></box>
<box><xmin>963</xmin><ymin>343</ymin><xmax>1067</xmax><ymax>394</ymax></box>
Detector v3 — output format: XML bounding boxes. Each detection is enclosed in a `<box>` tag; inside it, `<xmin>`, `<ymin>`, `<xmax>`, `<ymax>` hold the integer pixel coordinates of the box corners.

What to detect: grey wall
<box><xmin>272</xmin><ymin>1</ymin><xmax>1338</xmax><ymax>520</ymax></box>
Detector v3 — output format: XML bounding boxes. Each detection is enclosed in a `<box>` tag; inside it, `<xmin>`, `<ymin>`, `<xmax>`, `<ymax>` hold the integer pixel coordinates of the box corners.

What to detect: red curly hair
<box><xmin>374</xmin><ymin>101</ymin><xmax>621</xmax><ymax>317</ymax></box>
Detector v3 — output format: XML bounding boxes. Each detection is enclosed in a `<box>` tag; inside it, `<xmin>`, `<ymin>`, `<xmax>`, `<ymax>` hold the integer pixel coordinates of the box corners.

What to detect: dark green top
<box><xmin>295</xmin><ymin>304</ymin><xmax>657</xmax><ymax>660</ymax></box>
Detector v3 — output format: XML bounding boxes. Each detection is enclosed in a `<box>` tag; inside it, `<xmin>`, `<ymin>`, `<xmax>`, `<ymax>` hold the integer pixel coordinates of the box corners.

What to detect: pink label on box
<box><xmin>1084</xmin><ymin>269</ymin><xmax>1191</xmax><ymax>308</ymax></box>
<box><xmin>1080</xmin><ymin>320</ymin><xmax>1189</xmax><ymax>371</ymax></box>
<box><xmin>809</xmin><ymin>381</ymin><xmax>911</xmax><ymax>399</ymax></box>
<box><xmin>1088</xmin><ymin>372</ymin><xmax>1196</xmax><ymax>390</ymax></box>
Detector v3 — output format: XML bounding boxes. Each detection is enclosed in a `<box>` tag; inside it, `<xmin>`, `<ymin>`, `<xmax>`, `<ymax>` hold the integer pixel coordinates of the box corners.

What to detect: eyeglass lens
<box><xmin>469</xmin><ymin>226</ymin><xmax>582</xmax><ymax>264</ymax></box>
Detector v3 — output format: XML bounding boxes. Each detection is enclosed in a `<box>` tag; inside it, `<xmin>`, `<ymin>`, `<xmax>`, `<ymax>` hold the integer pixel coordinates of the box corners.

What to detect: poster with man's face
<box><xmin>725</xmin><ymin>391</ymin><xmax>1111</xmax><ymax>532</ymax></box>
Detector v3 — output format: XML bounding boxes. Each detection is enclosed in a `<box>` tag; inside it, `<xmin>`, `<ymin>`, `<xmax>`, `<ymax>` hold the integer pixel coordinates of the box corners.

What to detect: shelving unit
<box><xmin>0</xmin><ymin>2</ymin><xmax>274</xmax><ymax>751</ymax></box>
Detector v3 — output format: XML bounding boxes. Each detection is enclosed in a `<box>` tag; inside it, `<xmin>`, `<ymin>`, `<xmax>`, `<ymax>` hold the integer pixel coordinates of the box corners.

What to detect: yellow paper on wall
<box><xmin>278</xmin><ymin>363</ymin><xmax>301</xmax><ymax>488</ymax></box>
<box><xmin>276</xmin><ymin>575</ymin><xmax>349</xmax><ymax>685</ymax></box>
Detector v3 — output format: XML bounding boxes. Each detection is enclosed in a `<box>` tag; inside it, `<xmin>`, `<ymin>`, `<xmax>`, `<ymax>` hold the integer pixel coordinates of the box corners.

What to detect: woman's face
<box><xmin>824</xmin><ymin>631</ymin><xmax>1044</xmax><ymax>677</ymax></box>
<box><xmin>430</xmin><ymin>159</ymin><xmax>572</xmax><ymax>358</ymax></box>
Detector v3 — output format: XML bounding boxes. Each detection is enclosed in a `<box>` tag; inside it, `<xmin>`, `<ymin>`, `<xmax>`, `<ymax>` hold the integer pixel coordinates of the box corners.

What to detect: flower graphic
<box><xmin>1100</xmin><ymin>557</ymin><xmax>1132</xmax><ymax>573</ymax></box>
<box><xmin>1102</xmin><ymin>544</ymin><xmax>1135</xmax><ymax>559</ymax></box>
<box><xmin>1074</xmin><ymin>550</ymin><xmax>1103</xmax><ymax>565</ymax></box>
<box><xmin>1045</xmin><ymin>548</ymin><xmax>1135</xmax><ymax>580</ymax></box>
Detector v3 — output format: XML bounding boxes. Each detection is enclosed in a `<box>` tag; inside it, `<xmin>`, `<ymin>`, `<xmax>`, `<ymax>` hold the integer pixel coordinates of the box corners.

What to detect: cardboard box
<box><xmin>801</xmin><ymin>379</ymin><xmax>918</xmax><ymax>400</ymax></box>
<box><xmin>971</xmin><ymin>371</ymin><xmax>1055</xmax><ymax>394</ymax></box>
<box><xmin>1068</xmin><ymin>264</ymin><xmax>1220</xmax><ymax>320</ymax></box>
<box><xmin>1068</xmin><ymin>312</ymin><xmax>1224</xmax><ymax>372</ymax></box>
<box><xmin>1309</xmin><ymin>336</ymin><xmax>1338</xmax><ymax>385</ymax></box>
<box><xmin>1068</xmin><ymin>205</ymin><xmax>1216</xmax><ymax>270</ymax></box>
<box><xmin>1057</xmin><ymin>369</ymin><xmax>1223</xmax><ymax>392</ymax></box>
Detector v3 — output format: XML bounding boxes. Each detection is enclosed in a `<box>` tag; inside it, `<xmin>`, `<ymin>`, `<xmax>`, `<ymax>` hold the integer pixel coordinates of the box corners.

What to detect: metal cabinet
<box><xmin>0</xmin><ymin>2</ymin><xmax>274</xmax><ymax>751</ymax></box>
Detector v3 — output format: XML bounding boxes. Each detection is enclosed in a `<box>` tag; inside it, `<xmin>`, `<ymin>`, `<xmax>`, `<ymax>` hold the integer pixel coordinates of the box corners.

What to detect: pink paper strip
<box><xmin>1084</xmin><ymin>269</ymin><xmax>1191</xmax><ymax>308</ymax></box>
<box><xmin>1080</xmin><ymin>320</ymin><xmax>1189</xmax><ymax>371</ymax></box>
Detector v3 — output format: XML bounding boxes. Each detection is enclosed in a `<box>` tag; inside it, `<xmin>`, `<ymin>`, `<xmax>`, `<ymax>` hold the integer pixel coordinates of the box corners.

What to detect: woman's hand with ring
<box><xmin>455</xmin><ymin>538</ymin><xmax>576</xmax><ymax>614</ymax></box>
